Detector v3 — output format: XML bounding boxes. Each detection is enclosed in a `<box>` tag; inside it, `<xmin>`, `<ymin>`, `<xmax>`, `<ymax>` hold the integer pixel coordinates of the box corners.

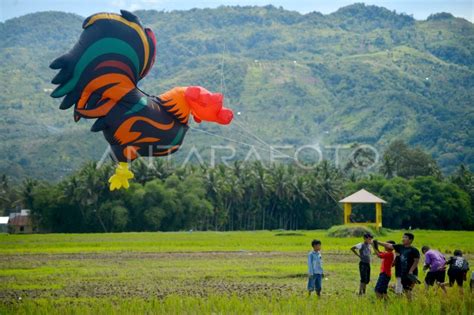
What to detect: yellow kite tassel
<box><xmin>108</xmin><ymin>162</ymin><xmax>134</xmax><ymax>191</ymax></box>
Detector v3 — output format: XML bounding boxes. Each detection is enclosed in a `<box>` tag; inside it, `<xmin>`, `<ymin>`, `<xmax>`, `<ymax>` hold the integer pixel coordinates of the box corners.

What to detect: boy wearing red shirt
<box><xmin>373</xmin><ymin>240</ymin><xmax>396</xmax><ymax>299</ymax></box>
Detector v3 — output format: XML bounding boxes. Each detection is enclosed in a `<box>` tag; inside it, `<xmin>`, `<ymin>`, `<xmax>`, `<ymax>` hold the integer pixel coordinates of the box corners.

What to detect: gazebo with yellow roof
<box><xmin>339</xmin><ymin>189</ymin><xmax>386</xmax><ymax>231</ymax></box>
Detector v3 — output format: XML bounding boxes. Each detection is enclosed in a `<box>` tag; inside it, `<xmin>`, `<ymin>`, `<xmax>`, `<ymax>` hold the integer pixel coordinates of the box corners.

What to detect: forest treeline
<box><xmin>1</xmin><ymin>141</ymin><xmax>473</xmax><ymax>232</ymax></box>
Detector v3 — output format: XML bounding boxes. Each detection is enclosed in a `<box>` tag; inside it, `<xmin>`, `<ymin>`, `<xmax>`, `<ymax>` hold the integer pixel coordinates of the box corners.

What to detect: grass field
<box><xmin>1</xmin><ymin>230</ymin><xmax>473</xmax><ymax>314</ymax></box>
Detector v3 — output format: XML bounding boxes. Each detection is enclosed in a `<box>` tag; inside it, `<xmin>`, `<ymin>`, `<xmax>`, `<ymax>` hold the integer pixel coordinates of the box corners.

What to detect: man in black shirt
<box><xmin>376</xmin><ymin>233</ymin><xmax>420</xmax><ymax>298</ymax></box>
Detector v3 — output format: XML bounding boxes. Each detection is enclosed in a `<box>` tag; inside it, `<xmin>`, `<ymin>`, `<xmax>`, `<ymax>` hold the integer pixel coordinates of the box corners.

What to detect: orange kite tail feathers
<box><xmin>109</xmin><ymin>162</ymin><xmax>134</xmax><ymax>191</ymax></box>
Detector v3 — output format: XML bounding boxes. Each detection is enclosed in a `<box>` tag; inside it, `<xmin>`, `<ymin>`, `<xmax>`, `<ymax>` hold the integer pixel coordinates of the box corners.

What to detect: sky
<box><xmin>1</xmin><ymin>0</ymin><xmax>473</xmax><ymax>22</ymax></box>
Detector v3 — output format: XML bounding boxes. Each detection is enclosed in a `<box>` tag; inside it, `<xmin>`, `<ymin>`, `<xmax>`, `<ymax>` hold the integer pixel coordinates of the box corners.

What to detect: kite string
<box><xmin>231</xmin><ymin>119</ymin><xmax>295</xmax><ymax>160</ymax></box>
<box><xmin>216</xmin><ymin>45</ymin><xmax>342</xmax><ymax>210</ymax></box>
<box><xmin>226</xmin><ymin>122</ymin><xmax>276</xmax><ymax>148</ymax></box>
<box><xmin>218</xmin><ymin>45</ymin><xmax>294</xmax><ymax>160</ymax></box>
<box><xmin>189</xmin><ymin>126</ymin><xmax>283</xmax><ymax>156</ymax></box>
<box><xmin>221</xmin><ymin>43</ymin><xmax>226</xmax><ymax>97</ymax></box>
<box><xmin>189</xmin><ymin>125</ymin><xmax>342</xmax><ymax>209</ymax></box>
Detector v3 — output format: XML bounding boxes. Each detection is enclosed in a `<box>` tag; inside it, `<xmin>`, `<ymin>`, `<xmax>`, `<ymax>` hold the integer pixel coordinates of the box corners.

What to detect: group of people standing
<box><xmin>307</xmin><ymin>232</ymin><xmax>472</xmax><ymax>298</ymax></box>
<box><xmin>352</xmin><ymin>232</ymin><xmax>422</xmax><ymax>298</ymax></box>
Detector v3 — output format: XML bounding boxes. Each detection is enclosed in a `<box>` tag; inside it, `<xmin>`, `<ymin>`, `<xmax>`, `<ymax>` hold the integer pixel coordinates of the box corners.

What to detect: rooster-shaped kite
<box><xmin>50</xmin><ymin>10</ymin><xmax>233</xmax><ymax>190</ymax></box>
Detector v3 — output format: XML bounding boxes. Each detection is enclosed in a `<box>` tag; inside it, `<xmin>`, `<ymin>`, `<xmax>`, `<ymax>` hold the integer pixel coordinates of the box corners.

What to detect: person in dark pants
<box><xmin>440</xmin><ymin>249</ymin><xmax>470</xmax><ymax>294</ymax></box>
<box><xmin>373</xmin><ymin>240</ymin><xmax>395</xmax><ymax>299</ymax></box>
<box><xmin>351</xmin><ymin>233</ymin><xmax>373</xmax><ymax>295</ymax></box>
<box><xmin>421</xmin><ymin>245</ymin><xmax>447</xmax><ymax>293</ymax></box>
<box><xmin>377</xmin><ymin>233</ymin><xmax>420</xmax><ymax>299</ymax></box>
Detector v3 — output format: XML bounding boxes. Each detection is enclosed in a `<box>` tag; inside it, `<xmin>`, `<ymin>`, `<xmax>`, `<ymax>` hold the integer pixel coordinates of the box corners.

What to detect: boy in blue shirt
<box><xmin>308</xmin><ymin>239</ymin><xmax>323</xmax><ymax>297</ymax></box>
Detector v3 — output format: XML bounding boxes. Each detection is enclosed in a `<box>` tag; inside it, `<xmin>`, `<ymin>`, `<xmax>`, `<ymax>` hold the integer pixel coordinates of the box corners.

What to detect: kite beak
<box><xmin>193</xmin><ymin>114</ymin><xmax>202</xmax><ymax>123</ymax></box>
<box><xmin>216</xmin><ymin>108</ymin><xmax>233</xmax><ymax>125</ymax></box>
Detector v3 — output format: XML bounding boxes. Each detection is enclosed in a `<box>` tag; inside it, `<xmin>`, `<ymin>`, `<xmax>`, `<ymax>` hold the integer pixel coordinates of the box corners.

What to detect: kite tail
<box><xmin>49</xmin><ymin>10</ymin><xmax>157</xmax><ymax>121</ymax></box>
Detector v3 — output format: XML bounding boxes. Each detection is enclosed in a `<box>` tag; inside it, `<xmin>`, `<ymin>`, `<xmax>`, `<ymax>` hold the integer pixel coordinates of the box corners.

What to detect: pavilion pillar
<box><xmin>343</xmin><ymin>203</ymin><xmax>352</xmax><ymax>225</ymax></box>
<box><xmin>375</xmin><ymin>202</ymin><xmax>382</xmax><ymax>230</ymax></box>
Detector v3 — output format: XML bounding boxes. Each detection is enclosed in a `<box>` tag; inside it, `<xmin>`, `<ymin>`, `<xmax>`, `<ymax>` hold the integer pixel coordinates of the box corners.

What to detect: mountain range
<box><xmin>0</xmin><ymin>4</ymin><xmax>472</xmax><ymax>180</ymax></box>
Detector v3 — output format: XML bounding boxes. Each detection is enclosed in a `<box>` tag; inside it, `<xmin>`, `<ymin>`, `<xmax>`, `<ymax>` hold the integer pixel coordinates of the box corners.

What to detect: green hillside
<box><xmin>0</xmin><ymin>4</ymin><xmax>473</xmax><ymax>180</ymax></box>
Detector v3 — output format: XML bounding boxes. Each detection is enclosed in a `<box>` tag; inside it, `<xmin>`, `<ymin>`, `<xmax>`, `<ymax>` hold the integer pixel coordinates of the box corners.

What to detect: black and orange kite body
<box><xmin>97</xmin><ymin>90</ymin><xmax>186</xmax><ymax>162</ymax></box>
<box><xmin>50</xmin><ymin>10</ymin><xmax>233</xmax><ymax>189</ymax></box>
